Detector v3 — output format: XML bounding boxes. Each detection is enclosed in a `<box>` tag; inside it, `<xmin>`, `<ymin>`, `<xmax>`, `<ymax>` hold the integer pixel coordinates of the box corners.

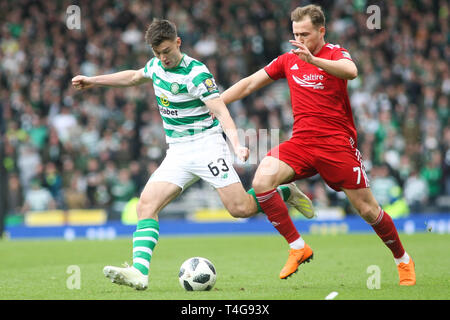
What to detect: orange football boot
<box><xmin>397</xmin><ymin>258</ymin><xmax>416</xmax><ymax>286</ymax></box>
<box><xmin>279</xmin><ymin>244</ymin><xmax>314</xmax><ymax>279</ymax></box>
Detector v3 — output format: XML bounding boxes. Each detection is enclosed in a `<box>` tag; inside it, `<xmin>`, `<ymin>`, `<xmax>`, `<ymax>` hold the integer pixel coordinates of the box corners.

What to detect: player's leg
<box><xmin>132</xmin><ymin>180</ymin><xmax>182</xmax><ymax>273</ymax></box>
<box><xmin>252</xmin><ymin>155</ymin><xmax>314</xmax><ymax>279</ymax></box>
<box><xmin>215</xmin><ymin>182</ymin><xmax>259</xmax><ymax>218</ymax></box>
<box><xmin>136</xmin><ymin>181</ymin><xmax>182</xmax><ymax>221</ymax></box>
<box><xmin>193</xmin><ymin>134</ymin><xmax>314</xmax><ymax>219</ymax></box>
<box><xmin>314</xmin><ymin>136</ymin><xmax>415</xmax><ymax>286</ymax></box>
<box><xmin>343</xmin><ymin>187</ymin><xmax>416</xmax><ymax>286</ymax></box>
<box><xmin>104</xmin><ymin>148</ymin><xmax>194</xmax><ymax>290</ymax></box>
<box><xmin>216</xmin><ymin>181</ymin><xmax>314</xmax><ymax>219</ymax></box>
<box><xmin>248</xmin><ymin>183</ymin><xmax>315</xmax><ymax>219</ymax></box>
<box><xmin>103</xmin><ymin>181</ymin><xmax>182</xmax><ymax>290</ymax></box>
<box><xmin>212</xmin><ymin>154</ymin><xmax>297</xmax><ymax>221</ymax></box>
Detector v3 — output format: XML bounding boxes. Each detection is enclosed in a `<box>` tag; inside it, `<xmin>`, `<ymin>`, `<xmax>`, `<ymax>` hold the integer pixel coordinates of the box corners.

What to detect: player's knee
<box><xmin>355</xmin><ymin>202</ymin><xmax>378</xmax><ymax>223</ymax></box>
<box><xmin>136</xmin><ymin>196</ymin><xmax>158</xmax><ymax>220</ymax></box>
<box><xmin>228</xmin><ymin>202</ymin><xmax>251</xmax><ymax>218</ymax></box>
<box><xmin>251</xmin><ymin>176</ymin><xmax>276</xmax><ymax>193</ymax></box>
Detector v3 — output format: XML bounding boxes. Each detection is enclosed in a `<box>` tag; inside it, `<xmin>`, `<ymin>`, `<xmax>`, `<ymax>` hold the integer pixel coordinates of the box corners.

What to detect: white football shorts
<box><xmin>148</xmin><ymin>133</ymin><xmax>241</xmax><ymax>190</ymax></box>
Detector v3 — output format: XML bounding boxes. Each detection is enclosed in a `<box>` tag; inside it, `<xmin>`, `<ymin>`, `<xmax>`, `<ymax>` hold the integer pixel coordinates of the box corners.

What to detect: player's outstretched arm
<box><xmin>204</xmin><ymin>97</ymin><xmax>249</xmax><ymax>162</ymax></box>
<box><xmin>72</xmin><ymin>68</ymin><xmax>150</xmax><ymax>90</ymax></box>
<box><xmin>221</xmin><ymin>69</ymin><xmax>273</xmax><ymax>105</ymax></box>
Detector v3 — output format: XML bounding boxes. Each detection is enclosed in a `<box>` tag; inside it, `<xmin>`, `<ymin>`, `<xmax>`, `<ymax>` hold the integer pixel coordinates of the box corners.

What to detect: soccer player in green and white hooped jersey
<box><xmin>144</xmin><ymin>53</ymin><xmax>223</xmax><ymax>142</ymax></box>
<box><xmin>72</xmin><ymin>19</ymin><xmax>314</xmax><ymax>290</ymax></box>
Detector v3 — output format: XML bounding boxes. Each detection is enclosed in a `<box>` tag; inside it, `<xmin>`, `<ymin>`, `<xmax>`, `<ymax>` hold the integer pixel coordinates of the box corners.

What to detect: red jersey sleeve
<box><xmin>331</xmin><ymin>47</ymin><xmax>353</xmax><ymax>61</ymax></box>
<box><xmin>264</xmin><ymin>54</ymin><xmax>287</xmax><ymax>80</ymax></box>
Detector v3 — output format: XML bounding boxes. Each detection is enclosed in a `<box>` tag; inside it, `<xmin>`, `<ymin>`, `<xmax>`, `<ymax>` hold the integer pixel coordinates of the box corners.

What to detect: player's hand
<box><xmin>289</xmin><ymin>40</ymin><xmax>314</xmax><ymax>64</ymax></box>
<box><xmin>235</xmin><ymin>145</ymin><xmax>250</xmax><ymax>162</ymax></box>
<box><xmin>72</xmin><ymin>75</ymin><xmax>95</xmax><ymax>90</ymax></box>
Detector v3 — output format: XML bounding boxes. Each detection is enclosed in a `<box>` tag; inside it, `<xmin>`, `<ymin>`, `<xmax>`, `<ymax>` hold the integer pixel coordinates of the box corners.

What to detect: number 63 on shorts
<box><xmin>208</xmin><ymin>158</ymin><xmax>230</xmax><ymax>176</ymax></box>
<box><xmin>148</xmin><ymin>134</ymin><xmax>241</xmax><ymax>190</ymax></box>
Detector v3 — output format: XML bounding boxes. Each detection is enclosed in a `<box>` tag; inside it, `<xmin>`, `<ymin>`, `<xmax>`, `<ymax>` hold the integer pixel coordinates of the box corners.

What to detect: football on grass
<box><xmin>178</xmin><ymin>257</ymin><xmax>217</xmax><ymax>291</ymax></box>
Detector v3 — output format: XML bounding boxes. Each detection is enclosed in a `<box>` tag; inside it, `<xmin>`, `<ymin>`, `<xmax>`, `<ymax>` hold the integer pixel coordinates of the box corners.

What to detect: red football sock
<box><xmin>256</xmin><ymin>189</ymin><xmax>300</xmax><ymax>244</ymax></box>
<box><xmin>370</xmin><ymin>209</ymin><xmax>405</xmax><ymax>259</ymax></box>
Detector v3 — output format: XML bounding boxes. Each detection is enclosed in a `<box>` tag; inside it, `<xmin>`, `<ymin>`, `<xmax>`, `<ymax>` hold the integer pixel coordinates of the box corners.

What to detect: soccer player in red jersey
<box><xmin>222</xmin><ymin>4</ymin><xmax>415</xmax><ymax>285</ymax></box>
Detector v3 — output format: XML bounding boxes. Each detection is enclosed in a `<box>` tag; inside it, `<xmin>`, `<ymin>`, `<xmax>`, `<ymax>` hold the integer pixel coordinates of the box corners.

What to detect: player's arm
<box><xmin>204</xmin><ymin>97</ymin><xmax>249</xmax><ymax>162</ymax></box>
<box><xmin>72</xmin><ymin>68</ymin><xmax>151</xmax><ymax>90</ymax></box>
<box><xmin>289</xmin><ymin>40</ymin><xmax>358</xmax><ymax>80</ymax></box>
<box><xmin>310</xmin><ymin>57</ymin><xmax>357</xmax><ymax>80</ymax></box>
<box><xmin>221</xmin><ymin>69</ymin><xmax>274</xmax><ymax>104</ymax></box>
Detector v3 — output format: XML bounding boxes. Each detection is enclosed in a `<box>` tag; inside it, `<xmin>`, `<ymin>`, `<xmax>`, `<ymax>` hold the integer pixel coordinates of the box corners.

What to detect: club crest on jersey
<box><xmin>160</xmin><ymin>94</ymin><xmax>170</xmax><ymax>106</ymax></box>
<box><xmin>170</xmin><ymin>82</ymin><xmax>180</xmax><ymax>94</ymax></box>
<box><xmin>203</xmin><ymin>78</ymin><xmax>218</xmax><ymax>92</ymax></box>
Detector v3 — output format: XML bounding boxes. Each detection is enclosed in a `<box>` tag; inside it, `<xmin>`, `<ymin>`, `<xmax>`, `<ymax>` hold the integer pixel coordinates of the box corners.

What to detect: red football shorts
<box><xmin>267</xmin><ymin>135</ymin><xmax>369</xmax><ymax>192</ymax></box>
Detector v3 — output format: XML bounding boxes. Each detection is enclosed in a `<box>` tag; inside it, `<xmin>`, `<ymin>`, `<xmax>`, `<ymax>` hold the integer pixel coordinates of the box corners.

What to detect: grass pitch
<box><xmin>0</xmin><ymin>232</ymin><xmax>448</xmax><ymax>300</ymax></box>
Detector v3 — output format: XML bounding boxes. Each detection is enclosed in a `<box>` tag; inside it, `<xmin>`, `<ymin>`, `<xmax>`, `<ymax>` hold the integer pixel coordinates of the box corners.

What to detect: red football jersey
<box><xmin>264</xmin><ymin>43</ymin><xmax>357</xmax><ymax>146</ymax></box>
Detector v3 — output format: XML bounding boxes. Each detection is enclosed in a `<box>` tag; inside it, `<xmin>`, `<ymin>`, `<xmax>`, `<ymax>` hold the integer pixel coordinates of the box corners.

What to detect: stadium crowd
<box><xmin>1</xmin><ymin>0</ymin><xmax>449</xmax><ymax>220</ymax></box>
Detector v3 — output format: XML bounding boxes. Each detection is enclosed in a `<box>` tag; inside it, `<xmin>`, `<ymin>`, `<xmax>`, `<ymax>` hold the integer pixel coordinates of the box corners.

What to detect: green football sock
<box><xmin>247</xmin><ymin>185</ymin><xmax>291</xmax><ymax>214</ymax></box>
<box><xmin>277</xmin><ymin>185</ymin><xmax>291</xmax><ymax>201</ymax></box>
<box><xmin>132</xmin><ymin>218</ymin><xmax>159</xmax><ymax>276</ymax></box>
<box><xmin>247</xmin><ymin>188</ymin><xmax>263</xmax><ymax>213</ymax></box>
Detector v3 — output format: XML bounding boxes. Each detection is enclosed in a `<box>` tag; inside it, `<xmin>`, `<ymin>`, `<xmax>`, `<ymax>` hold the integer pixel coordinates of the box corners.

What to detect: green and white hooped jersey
<box><xmin>142</xmin><ymin>54</ymin><xmax>222</xmax><ymax>144</ymax></box>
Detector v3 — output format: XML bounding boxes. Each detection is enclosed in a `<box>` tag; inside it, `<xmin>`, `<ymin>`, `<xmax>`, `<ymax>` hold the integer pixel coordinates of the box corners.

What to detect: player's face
<box><xmin>153</xmin><ymin>37</ymin><xmax>182</xmax><ymax>69</ymax></box>
<box><xmin>292</xmin><ymin>18</ymin><xmax>325</xmax><ymax>55</ymax></box>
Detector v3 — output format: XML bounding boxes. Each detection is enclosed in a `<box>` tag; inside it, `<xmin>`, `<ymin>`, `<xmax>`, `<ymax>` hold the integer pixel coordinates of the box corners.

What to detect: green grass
<box><xmin>0</xmin><ymin>233</ymin><xmax>449</xmax><ymax>300</ymax></box>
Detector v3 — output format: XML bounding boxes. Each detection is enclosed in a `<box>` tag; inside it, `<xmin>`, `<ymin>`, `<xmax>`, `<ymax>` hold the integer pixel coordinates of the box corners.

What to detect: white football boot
<box><xmin>103</xmin><ymin>264</ymin><xmax>148</xmax><ymax>290</ymax></box>
<box><xmin>283</xmin><ymin>182</ymin><xmax>316</xmax><ymax>219</ymax></box>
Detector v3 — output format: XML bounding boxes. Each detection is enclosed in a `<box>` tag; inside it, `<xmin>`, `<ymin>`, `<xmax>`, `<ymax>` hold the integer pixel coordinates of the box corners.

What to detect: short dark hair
<box><xmin>144</xmin><ymin>19</ymin><xmax>177</xmax><ymax>48</ymax></box>
<box><xmin>291</xmin><ymin>5</ymin><xmax>325</xmax><ymax>28</ymax></box>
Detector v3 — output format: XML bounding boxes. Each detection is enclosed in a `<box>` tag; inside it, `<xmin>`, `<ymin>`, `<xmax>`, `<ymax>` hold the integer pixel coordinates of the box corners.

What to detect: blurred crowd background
<box><xmin>1</xmin><ymin>0</ymin><xmax>449</xmax><ymax>221</ymax></box>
